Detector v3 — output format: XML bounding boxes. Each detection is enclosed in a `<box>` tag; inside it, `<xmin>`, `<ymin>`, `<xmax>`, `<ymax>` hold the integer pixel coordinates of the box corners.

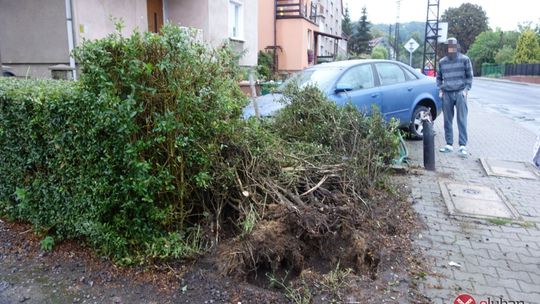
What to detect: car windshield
<box><xmin>277</xmin><ymin>67</ymin><xmax>342</xmax><ymax>92</ymax></box>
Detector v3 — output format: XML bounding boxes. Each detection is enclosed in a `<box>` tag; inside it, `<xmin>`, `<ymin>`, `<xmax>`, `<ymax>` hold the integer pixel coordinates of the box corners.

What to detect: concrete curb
<box><xmin>476</xmin><ymin>76</ymin><xmax>540</xmax><ymax>87</ymax></box>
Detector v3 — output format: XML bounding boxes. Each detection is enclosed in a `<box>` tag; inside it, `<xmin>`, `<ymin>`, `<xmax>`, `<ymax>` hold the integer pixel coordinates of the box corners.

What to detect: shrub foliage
<box><xmin>0</xmin><ymin>25</ymin><xmax>399</xmax><ymax>264</ymax></box>
<box><xmin>0</xmin><ymin>25</ymin><xmax>245</xmax><ymax>262</ymax></box>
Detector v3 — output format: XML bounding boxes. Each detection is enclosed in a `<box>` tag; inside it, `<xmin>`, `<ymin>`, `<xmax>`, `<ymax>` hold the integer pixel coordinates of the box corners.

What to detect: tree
<box><xmin>342</xmin><ymin>6</ymin><xmax>353</xmax><ymax>38</ymax></box>
<box><xmin>441</xmin><ymin>3</ymin><xmax>489</xmax><ymax>53</ymax></box>
<box><xmin>513</xmin><ymin>29</ymin><xmax>540</xmax><ymax>63</ymax></box>
<box><xmin>494</xmin><ymin>46</ymin><xmax>514</xmax><ymax>64</ymax></box>
<box><xmin>257</xmin><ymin>51</ymin><xmax>274</xmax><ymax>80</ymax></box>
<box><xmin>518</xmin><ymin>21</ymin><xmax>540</xmax><ymax>36</ymax></box>
<box><xmin>467</xmin><ymin>29</ymin><xmax>522</xmax><ymax>74</ymax></box>
<box><xmin>371</xmin><ymin>46</ymin><xmax>388</xmax><ymax>59</ymax></box>
<box><xmin>370</xmin><ymin>27</ymin><xmax>385</xmax><ymax>39</ymax></box>
<box><xmin>349</xmin><ymin>6</ymin><xmax>373</xmax><ymax>55</ymax></box>
<box><xmin>467</xmin><ymin>30</ymin><xmax>500</xmax><ymax>68</ymax></box>
<box><xmin>502</xmin><ymin>31</ymin><xmax>520</xmax><ymax>49</ymax></box>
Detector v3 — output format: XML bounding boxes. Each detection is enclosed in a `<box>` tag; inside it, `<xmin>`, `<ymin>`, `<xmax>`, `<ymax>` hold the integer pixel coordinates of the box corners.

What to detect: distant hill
<box><xmin>371</xmin><ymin>21</ymin><xmax>426</xmax><ymax>43</ymax></box>
<box><xmin>354</xmin><ymin>21</ymin><xmax>427</xmax><ymax>67</ymax></box>
<box><xmin>350</xmin><ymin>21</ymin><xmax>426</xmax><ymax>44</ymax></box>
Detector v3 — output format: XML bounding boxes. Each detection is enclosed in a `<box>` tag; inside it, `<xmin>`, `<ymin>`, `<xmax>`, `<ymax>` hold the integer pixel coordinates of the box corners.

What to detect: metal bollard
<box><xmin>422</xmin><ymin>110</ymin><xmax>436</xmax><ymax>171</ymax></box>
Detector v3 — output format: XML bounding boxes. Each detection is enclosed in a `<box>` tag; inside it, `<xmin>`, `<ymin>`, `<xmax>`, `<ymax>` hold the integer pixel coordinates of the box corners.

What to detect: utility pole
<box><xmin>388</xmin><ymin>24</ymin><xmax>393</xmax><ymax>59</ymax></box>
<box><xmin>421</xmin><ymin>0</ymin><xmax>441</xmax><ymax>75</ymax></box>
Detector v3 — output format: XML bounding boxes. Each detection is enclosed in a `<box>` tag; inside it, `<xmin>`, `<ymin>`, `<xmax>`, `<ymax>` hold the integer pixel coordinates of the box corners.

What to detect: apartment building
<box><xmin>316</xmin><ymin>0</ymin><xmax>346</xmax><ymax>61</ymax></box>
<box><xmin>0</xmin><ymin>0</ymin><xmax>258</xmax><ymax>78</ymax></box>
<box><xmin>258</xmin><ymin>0</ymin><xmax>346</xmax><ymax>73</ymax></box>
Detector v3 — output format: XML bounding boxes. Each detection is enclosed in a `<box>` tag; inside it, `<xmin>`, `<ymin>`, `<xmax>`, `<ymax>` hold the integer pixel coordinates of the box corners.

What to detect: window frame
<box><xmin>229</xmin><ymin>0</ymin><xmax>244</xmax><ymax>40</ymax></box>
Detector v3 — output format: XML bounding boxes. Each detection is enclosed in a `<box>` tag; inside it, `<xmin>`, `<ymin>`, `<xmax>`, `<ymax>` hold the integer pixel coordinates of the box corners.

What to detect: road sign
<box><xmin>404</xmin><ymin>38</ymin><xmax>419</xmax><ymax>67</ymax></box>
<box><xmin>404</xmin><ymin>38</ymin><xmax>419</xmax><ymax>53</ymax></box>
<box><xmin>438</xmin><ymin>22</ymin><xmax>448</xmax><ymax>43</ymax></box>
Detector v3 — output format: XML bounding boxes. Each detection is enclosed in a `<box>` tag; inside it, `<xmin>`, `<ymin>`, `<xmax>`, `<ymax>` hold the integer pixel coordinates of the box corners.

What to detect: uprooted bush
<box><xmin>216</xmin><ymin>84</ymin><xmax>404</xmax><ymax>279</ymax></box>
<box><xmin>0</xmin><ymin>24</ymin><xmax>404</xmax><ymax>273</ymax></box>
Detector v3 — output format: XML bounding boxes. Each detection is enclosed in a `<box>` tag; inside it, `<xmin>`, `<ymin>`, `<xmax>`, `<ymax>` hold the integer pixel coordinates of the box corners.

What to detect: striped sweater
<box><xmin>436</xmin><ymin>53</ymin><xmax>473</xmax><ymax>92</ymax></box>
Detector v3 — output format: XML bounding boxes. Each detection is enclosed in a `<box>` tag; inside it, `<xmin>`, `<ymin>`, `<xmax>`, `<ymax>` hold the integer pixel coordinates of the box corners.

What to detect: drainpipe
<box><xmin>163</xmin><ymin>0</ymin><xmax>169</xmax><ymax>23</ymax></box>
<box><xmin>273</xmin><ymin>0</ymin><xmax>277</xmax><ymax>74</ymax></box>
<box><xmin>65</xmin><ymin>0</ymin><xmax>77</xmax><ymax>80</ymax></box>
<box><xmin>0</xmin><ymin>38</ymin><xmax>3</xmax><ymax>71</ymax></box>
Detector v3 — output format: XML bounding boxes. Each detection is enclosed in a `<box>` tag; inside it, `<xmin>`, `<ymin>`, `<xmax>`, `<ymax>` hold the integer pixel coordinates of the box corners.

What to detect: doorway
<box><xmin>147</xmin><ymin>0</ymin><xmax>164</xmax><ymax>33</ymax></box>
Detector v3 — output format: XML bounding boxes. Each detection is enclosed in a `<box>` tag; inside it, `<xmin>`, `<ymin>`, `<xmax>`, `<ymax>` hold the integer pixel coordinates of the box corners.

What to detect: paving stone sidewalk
<box><xmin>405</xmin><ymin>97</ymin><xmax>540</xmax><ymax>304</ymax></box>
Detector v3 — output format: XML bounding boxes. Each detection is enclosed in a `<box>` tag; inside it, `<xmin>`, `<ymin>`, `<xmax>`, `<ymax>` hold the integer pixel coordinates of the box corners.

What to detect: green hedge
<box><xmin>0</xmin><ymin>25</ymin><xmax>246</xmax><ymax>263</ymax></box>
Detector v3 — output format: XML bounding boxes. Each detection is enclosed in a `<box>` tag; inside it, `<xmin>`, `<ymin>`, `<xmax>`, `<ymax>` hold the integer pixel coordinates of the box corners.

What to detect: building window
<box><xmin>308</xmin><ymin>29</ymin><xmax>312</xmax><ymax>50</ymax></box>
<box><xmin>229</xmin><ymin>1</ymin><xmax>243</xmax><ymax>39</ymax></box>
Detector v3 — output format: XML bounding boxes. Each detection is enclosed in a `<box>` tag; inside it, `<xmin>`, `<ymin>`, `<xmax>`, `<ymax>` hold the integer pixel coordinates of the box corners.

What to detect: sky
<box><xmin>343</xmin><ymin>0</ymin><xmax>540</xmax><ymax>31</ymax></box>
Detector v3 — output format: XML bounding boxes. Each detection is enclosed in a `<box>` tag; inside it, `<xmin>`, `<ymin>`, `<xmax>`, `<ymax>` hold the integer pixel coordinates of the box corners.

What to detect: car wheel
<box><xmin>2</xmin><ymin>71</ymin><xmax>15</xmax><ymax>77</ymax></box>
<box><xmin>409</xmin><ymin>105</ymin><xmax>429</xmax><ymax>140</ymax></box>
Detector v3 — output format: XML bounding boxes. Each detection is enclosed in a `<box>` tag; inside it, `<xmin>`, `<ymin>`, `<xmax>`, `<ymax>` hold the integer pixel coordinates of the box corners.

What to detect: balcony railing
<box><xmin>275</xmin><ymin>0</ymin><xmax>318</xmax><ymax>23</ymax></box>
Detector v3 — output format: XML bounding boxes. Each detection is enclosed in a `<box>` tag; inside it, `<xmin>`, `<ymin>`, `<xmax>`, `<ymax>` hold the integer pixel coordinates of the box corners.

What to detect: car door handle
<box><xmin>407</xmin><ymin>87</ymin><xmax>413</xmax><ymax>91</ymax></box>
<box><xmin>371</xmin><ymin>93</ymin><xmax>378</xmax><ymax>98</ymax></box>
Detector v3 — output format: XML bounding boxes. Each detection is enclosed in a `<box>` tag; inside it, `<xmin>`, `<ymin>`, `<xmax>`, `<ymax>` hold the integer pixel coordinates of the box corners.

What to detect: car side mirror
<box><xmin>335</xmin><ymin>84</ymin><xmax>353</xmax><ymax>93</ymax></box>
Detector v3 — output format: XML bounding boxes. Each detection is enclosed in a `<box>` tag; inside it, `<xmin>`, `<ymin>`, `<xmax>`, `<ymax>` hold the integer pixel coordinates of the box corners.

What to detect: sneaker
<box><xmin>439</xmin><ymin>145</ymin><xmax>453</xmax><ymax>153</ymax></box>
<box><xmin>458</xmin><ymin>145</ymin><xmax>468</xmax><ymax>156</ymax></box>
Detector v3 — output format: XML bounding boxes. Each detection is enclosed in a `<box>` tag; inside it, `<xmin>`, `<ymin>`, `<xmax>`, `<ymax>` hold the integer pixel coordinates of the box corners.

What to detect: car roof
<box><xmin>310</xmin><ymin>59</ymin><xmax>405</xmax><ymax>69</ymax></box>
<box><xmin>308</xmin><ymin>59</ymin><xmax>424</xmax><ymax>79</ymax></box>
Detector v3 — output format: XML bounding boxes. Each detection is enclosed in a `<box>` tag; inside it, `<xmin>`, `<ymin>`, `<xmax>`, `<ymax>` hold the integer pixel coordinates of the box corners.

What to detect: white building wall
<box><xmin>208</xmin><ymin>0</ymin><xmax>257</xmax><ymax>66</ymax></box>
<box><xmin>166</xmin><ymin>0</ymin><xmax>210</xmax><ymax>36</ymax></box>
<box><xmin>316</xmin><ymin>0</ymin><xmax>342</xmax><ymax>57</ymax></box>
<box><xmin>72</xmin><ymin>0</ymin><xmax>147</xmax><ymax>44</ymax></box>
<box><xmin>167</xmin><ymin>0</ymin><xmax>257</xmax><ymax>67</ymax></box>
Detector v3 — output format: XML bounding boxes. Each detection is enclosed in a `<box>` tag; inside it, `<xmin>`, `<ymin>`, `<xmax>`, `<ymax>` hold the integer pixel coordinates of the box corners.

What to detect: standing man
<box><xmin>437</xmin><ymin>37</ymin><xmax>473</xmax><ymax>156</ymax></box>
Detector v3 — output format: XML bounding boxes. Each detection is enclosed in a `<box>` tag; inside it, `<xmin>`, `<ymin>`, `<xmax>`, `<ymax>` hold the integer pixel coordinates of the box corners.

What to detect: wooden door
<box><xmin>147</xmin><ymin>0</ymin><xmax>164</xmax><ymax>33</ymax></box>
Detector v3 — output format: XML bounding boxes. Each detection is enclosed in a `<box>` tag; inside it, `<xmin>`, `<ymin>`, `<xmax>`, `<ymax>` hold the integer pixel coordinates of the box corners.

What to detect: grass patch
<box><xmin>518</xmin><ymin>221</ymin><xmax>536</xmax><ymax>228</ymax></box>
<box><xmin>487</xmin><ymin>218</ymin><xmax>513</xmax><ymax>225</ymax></box>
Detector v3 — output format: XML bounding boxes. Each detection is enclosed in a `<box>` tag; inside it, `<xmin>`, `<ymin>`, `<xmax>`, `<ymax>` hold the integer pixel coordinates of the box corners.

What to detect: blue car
<box><xmin>244</xmin><ymin>59</ymin><xmax>442</xmax><ymax>139</ymax></box>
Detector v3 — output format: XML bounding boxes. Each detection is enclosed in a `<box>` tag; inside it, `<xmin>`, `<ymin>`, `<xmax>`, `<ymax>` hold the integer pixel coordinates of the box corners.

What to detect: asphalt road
<box><xmin>469</xmin><ymin>78</ymin><xmax>540</xmax><ymax>134</ymax></box>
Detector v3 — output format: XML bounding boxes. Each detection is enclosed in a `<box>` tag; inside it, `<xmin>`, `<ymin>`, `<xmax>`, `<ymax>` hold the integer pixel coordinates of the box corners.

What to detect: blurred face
<box><xmin>448</xmin><ymin>45</ymin><xmax>457</xmax><ymax>54</ymax></box>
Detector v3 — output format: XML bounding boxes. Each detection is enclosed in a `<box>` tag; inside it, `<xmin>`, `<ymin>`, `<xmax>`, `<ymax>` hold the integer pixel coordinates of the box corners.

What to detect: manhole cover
<box><xmin>480</xmin><ymin>158</ymin><xmax>540</xmax><ymax>180</ymax></box>
<box><xmin>439</xmin><ymin>180</ymin><xmax>521</xmax><ymax>220</ymax></box>
<box><xmin>463</xmin><ymin>188</ymin><xmax>480</xmax><ymax>195</ymax></box>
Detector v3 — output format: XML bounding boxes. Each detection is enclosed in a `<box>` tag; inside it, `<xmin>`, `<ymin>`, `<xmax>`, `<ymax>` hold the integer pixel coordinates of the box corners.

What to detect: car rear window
<box><xmin>402</xmin><ymin>66</ymin><xmax>419</xmax><ymax>80</ymax></box>
<box><xmin>375</xmin><ymin>63</ymin><xmax>407</xmax><ymax>86</ymax></box>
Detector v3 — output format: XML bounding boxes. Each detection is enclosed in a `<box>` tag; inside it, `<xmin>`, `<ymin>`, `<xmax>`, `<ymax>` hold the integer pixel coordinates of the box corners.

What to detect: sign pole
<box><xmin>404</xmin><ymin>38</ymin><xmax>419</xmax><ymax>67</ymax></box>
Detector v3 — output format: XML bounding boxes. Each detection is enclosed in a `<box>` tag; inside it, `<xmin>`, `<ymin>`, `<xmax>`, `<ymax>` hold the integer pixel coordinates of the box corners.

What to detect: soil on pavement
<box><xmin>0</xmin><ymin>181</ymin><xmax>430</xmax><ymax>304</ymax></box>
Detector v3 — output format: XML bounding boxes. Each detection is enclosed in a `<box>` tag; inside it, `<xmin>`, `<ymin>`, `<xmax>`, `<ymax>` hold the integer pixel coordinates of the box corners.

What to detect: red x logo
<box><xmin>454</xmin><ymin>294</ymin><xmax>476</xmax><ymax>304</ymax></box>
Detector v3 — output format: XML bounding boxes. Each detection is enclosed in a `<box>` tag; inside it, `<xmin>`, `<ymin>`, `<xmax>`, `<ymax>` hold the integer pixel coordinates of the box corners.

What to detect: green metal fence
<box><xmin>481</xmin><ymin>63</ymin><xmax>505</xmax><ymax>78</ymax></box>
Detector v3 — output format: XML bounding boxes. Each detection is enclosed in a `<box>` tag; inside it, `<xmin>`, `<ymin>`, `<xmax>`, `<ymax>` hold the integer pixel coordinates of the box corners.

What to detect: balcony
<box><xmin>275</xmin><ymin>0</ymin><xmax>318</xmax><ymax>23</ymax></box>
